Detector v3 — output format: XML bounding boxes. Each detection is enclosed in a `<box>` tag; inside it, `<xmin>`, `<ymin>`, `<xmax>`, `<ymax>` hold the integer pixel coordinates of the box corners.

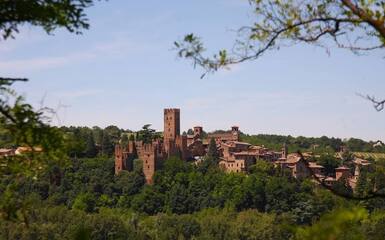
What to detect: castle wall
<box><xmin>114</xmin><ymin>144</ymin><xmax>135</xmax><ymax>175</ymax></box>
<box><xmin>207</xmin><ymin>127</ymin><xmax>240</xmax><ymax>142</ymax></box>
<box><xmin>115</xmin><ymin>145</ymin><xmax>124</xmax><ymax>175</ymax></box>
<box><xmin>140</xmin><ymin>143</ymin><xmax>158</xmax><ymax>184</ymax></box>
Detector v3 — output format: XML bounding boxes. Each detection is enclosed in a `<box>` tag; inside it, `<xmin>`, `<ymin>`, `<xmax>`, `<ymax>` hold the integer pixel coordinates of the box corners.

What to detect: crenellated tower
<box><xmin>139</xmin><ymin>141</ymin><xmax>164</xmax><ymax>184</ymax></box>
<box><xmin>164</xmin><ymin>108</ymin><xmax>180</xmax><ymax>141</ymax></box>
<box><xmin>115</xmin><ymin>145</ymin><xmax>124</xmax><ymax>174</ymax></box>
<box><xmin>114</xmin><ymin>143</ymin><xmax>135</xmax><ymax>175</ymax></box>
<box><xmin>282</xmin><ymin>143</ymin><xmax>288</xmax><ymax>159</ymax></box>
<box><xmin>115</xmin><ymin>108</ymin><xmax>190</xmax><ymax>184</ymax></box>
<box><xmin>164</xmin><ymin>108</ymin><xmax>180</xmax><ymax>154</ymax></box>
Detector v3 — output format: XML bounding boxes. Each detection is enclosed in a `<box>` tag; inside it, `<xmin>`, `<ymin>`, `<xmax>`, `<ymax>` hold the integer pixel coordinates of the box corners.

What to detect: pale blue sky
<box><xmin>0</xmin><ymin>0</ymin><xmax>384</xmax><ymax>141</ymax></box>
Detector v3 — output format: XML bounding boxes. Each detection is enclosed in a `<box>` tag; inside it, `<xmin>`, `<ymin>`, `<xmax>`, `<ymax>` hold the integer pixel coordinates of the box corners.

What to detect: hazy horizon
<box><xmin>1</xmin><ymin>0</ymin><xmax>384</xmax><ymax>142</ymax></box>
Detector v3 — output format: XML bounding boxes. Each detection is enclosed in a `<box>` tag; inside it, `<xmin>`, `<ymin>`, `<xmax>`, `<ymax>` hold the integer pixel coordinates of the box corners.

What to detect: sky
<box><xmin>0</xmin><ymin>0</ymin><xmax>384</xmax><ymax>141</ymax></box>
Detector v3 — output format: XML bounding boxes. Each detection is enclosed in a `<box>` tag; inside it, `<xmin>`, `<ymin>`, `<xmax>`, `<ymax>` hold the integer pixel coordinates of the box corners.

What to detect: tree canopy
<box><xmin>0</xmin><ymin>0</ymin><xmax>99</xmax><ymax>40</ymax></box>
<box><xmin>175</xmin><ymin>0</ymin><xmax>384</xmax><ymax>77</ymax></box>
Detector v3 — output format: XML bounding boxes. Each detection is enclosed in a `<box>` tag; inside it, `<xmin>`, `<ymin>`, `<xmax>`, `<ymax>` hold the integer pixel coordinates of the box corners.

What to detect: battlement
<box><xmin>141</xmin><ymin>143</ymin><xmax>156</xmax><ymax>153</ymax></box>
<box><xmin>115</xmin><ymin>108</ymin><xmax>193</xmax><ymax>184</ymax></box>
<box><xmin>164</xmin><ymin>108</ymin><xmax>181</xmax><ymax>149</ymax></box>
<box><xmin>115</xmin><ymin>144</ymin><xmax>134</xmax><ymax>174</ymax></box>
<box><xmin>164</xmin><ymin>108</ymin><xmax>180</xmax><ymax>113</ymax></box>
<box><xmin>194</xmin><ymin>126</ymin><xmax>203</xmax><ymax>136</ymax></box>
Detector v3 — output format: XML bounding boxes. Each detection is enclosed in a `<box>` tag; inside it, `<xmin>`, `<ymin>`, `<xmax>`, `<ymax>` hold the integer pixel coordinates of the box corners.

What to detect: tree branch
<box><xmin>357</xmin><ymin>93</ymin><xmax>385</xmax><ymax>111</ymax></box>
<box><xmin>341</xmin><ymin>0</ymin><xmax>385</xmax><ymax>39</ymax></box>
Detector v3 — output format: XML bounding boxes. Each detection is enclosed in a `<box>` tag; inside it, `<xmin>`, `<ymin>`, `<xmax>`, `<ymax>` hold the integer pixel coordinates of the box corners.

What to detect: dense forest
<box><xmin>240</xmin><ymin>134</ymin><xmax>385</xmax><ymax>153</ymax></box>
<box><xmin>1</xmin><ymin>0</ymin><xmax>384</xmax><ymax>239</ymax></box>
<box><xmin>1</xmin><ymin>153</ymin><xmax>385</xmax><ymax>239</ymax></box>
<box><xmin>1</xmin><ymin>125</ymin><xmax>385</xmax><ymax>239</ymax></box>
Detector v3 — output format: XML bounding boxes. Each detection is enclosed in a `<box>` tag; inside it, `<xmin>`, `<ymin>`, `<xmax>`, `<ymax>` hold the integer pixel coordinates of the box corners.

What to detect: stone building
<box><xmin>0</xmin><ymin>148</ymin><xmax>15</xmax><ymax>158</ymax></box>
<box><xmin>275</xmin><ymin>153</ymin><xmax>312</xmax><ymax>179</ymax></box>
<box><xmin>218</xmin><ymin>141</ymin><xmax>286</xmax><ymax>173</ymax></box>
<box><xmin>115</xmin><ymin>108</ymin><xmax>201</xmax><ymax>184</ymax></box>
<box><xmin>115</xmin><ymin>108</ymin><xmax>370</xmax><ymax>188</ymax></box>
<box><xmin>208</xmin><ymin>126</ymin><xmax>240</xmax><ymax>143</ymax></box>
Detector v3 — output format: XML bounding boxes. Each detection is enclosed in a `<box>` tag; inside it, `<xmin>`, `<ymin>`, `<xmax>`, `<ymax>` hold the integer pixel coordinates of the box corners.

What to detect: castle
<box><xmin>114</xmin><ymin>108</ymin><xmax>261</xmax><ymax>183</ymax></box>
<box><xmin>115</xmin><ymin>108</ymin><xmax>370</xmax><ymax>189</ymax></box>
<box><xmin>115</xmin><ymin>108</ymin><xmax>203</xmax><ymax>184</ymax></box>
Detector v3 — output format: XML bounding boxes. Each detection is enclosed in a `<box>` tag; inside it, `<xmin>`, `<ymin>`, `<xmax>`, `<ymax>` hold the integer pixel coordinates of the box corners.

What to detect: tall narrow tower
<box><xmin>164</xmin><ymin>108</ymin><xmax>180</xmax><ymax>142</ymax></box>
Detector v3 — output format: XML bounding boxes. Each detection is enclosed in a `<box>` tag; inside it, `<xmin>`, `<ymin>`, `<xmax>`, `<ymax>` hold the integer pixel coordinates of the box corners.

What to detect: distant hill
<box><xmin>240</xmin><ymin>133</ymin><xmax>385</xmax><ymax>154</ymax></box>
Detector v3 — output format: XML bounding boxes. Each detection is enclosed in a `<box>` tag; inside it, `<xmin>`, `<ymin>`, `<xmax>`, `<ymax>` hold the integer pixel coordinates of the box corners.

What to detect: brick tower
<box><xmin>164</xmin><ymin>108</ymin><xmax>180</xmax><ymax>141</ymax></box>
<box><xmin>164</xmin><ymin>108</ymin><xmax>180</xmax><ymax>154</ymax></box>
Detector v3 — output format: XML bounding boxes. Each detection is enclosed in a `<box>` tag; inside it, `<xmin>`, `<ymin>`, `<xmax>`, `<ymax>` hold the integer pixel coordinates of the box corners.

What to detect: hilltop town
<box><xmin>115</xmin><ymin>108</ymin><xmax>370</xmax><ymax>189</ymax></box>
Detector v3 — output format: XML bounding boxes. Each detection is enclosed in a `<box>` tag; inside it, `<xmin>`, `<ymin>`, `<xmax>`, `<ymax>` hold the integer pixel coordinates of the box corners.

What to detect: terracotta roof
<box><xmin>221</xmin><ymin>142</ymin><xmax>232</xmax><ymax>147</ymax></box>
<box><xmin>250</xmin><ymin>146</ymin><xmax>263</xmax><ymax>149</ymax></box>
<box><xmin>335</xmin><ymin>166</ymin><xmax>350</xmax><ymax>170</ymax></box>
<box><xmin>286</xmin><ymin>154</ymin><xmax>302</xmax><ymax>164</ymax></box>
<box><xmin>0</xmin><ymin>149</ymin><xmax>14</xmax><ymax>153</ymax></box>
<box><xmin>15</xmin><ymin>146</ymin><xmax>43</xmax><ymax>154</ymax></box>
<box><xmin>353</xmin><ymin>158</ymin><xmax>371</xmax><ymax>166</ymax></box>
<box><xmin>233</xmin><ymin>141</ymin><xmax>250</xmax><ymax>145</ymax></box>
<box><xmin>233</xmin><ymin>152</ymin><xmax>256</xmax><ymax>156</ymax></box>
<box><xmin>308</xmin><ymin>162</ymin><xmax>324</xmax><ymax>168</ymax></box>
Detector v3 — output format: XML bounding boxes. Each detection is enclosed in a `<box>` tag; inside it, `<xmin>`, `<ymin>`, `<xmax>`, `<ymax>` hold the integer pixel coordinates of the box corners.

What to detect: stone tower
<box><xmin>193</xmin><ymin>126</ymin><xmax>203</xmax><ymax>137</ymax></box>
<box><xmin>140</xmin><ymin>142</ymin><xmax>163</xmax><ymax>184</ymax></box>
<box><xmin>282</xmin><ymin>143</ymin><xmax>288</xmax><ymax>159</ymax></box>
<box><xmin>231</xmin><ymin>126</ymin><xmax>240</xmax><ymax>141</ymax></box>
<box><xmin>114</xmin><ymin>145</ymin><xmax>124</xmax><ymax>175</ymax></box>
<box><xmin>164</xmin><ymin>109</ymin><xmax>180</xmax><ymax>153</ymax></box>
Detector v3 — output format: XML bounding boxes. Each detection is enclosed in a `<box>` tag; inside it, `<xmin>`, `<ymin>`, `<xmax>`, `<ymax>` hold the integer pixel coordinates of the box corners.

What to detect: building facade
<box><xmin>115</xmin><ymin>108</ymin><xmax>200</xmax><ymax>184</ymax></box>
<box><xmin>115</xmin><ymin>108</ymin><xmax>370</xmax><ymax>189</ymax></box>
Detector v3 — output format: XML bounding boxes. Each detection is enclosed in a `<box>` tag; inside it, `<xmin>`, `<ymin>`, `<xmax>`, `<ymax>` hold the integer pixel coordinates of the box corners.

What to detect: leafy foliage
<box><xmin>136</xmin><ymin>124</ymin><xmax>161</xmax><ymax>144</ymax></box>
<box><xmin>175</xmin><ymin>0</ymin><xmax>385</xmax><ymax>76</ymax></box>
<box><xmin>0</xmin><ymin>0</ymin><xmax>100</xmax><ymax>40</ymax></box>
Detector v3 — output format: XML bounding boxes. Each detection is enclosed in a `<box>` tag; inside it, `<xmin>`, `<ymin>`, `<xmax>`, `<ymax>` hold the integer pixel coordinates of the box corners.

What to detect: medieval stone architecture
<box><xmin>0</xmin><ymin>147</ymin><xmax>43</xmax><ymax>158</ymax></box>
<box><xmin>275</xmin><ymin>153</ymin><xmax>313</xmax><ymax>179</ymax></box>
<box><xmin>115</xmin><ymin>108</ymin><xmax>204</xmax><ymax>184</ymax></box>
<box><xmin>275</xmin><ymin>151</ymin><xmax>372</xmax><ymax>190</ymax></box>
<box><xmin>0</xmin><ymin>148</ymin><xmax>15</xmax><ymax>158</ymax></box>
<box><xmin>218</xmin><ymin>141</ymin><xmax>285</xmax><ymax>173</ymax></box>
<box><xmin>115</xmin><ymin>108</ymin><xmax>371</xmax><ymax>189</ymax></box>
<box><xmin>115</xmin><ymin>108</ymin><xmax>252</xmax><ymax>183</ymax></box>
<box><xmin>208</xmin><ymin>126</ymin><xmax>240</xmax><ymax>143</ymax></box>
